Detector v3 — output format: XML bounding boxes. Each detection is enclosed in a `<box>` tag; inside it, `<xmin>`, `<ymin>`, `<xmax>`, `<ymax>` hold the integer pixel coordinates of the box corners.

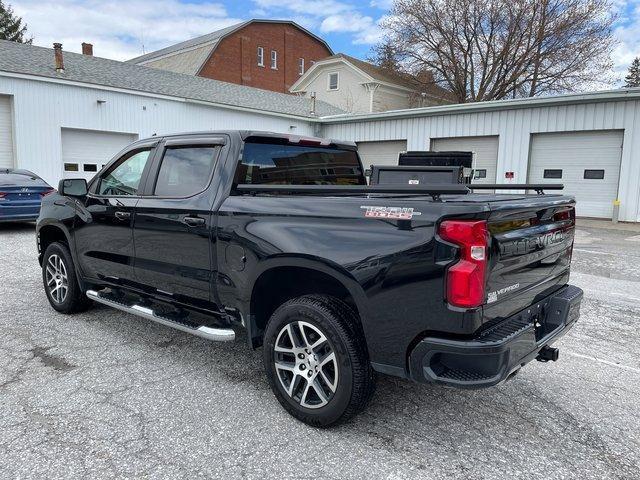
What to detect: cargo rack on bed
<box><xmin>235</xmin><ymin>183</ymin><xmax>564</xmax><ymax>201</ymax></box>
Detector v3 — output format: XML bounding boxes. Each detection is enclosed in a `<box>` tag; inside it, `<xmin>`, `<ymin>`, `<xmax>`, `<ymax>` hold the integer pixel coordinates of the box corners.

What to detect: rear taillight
<box><xmin>0</xmin><ymin>192</ymin><xmax>6</xmax><ymax>199</ymax></box>
<box><xmin>40</xmin><ymin>189</ymin><xmax>55</xmax><ymax>197</ymax></box>
<box><xmin>438</xmin><ymin>220</ymin><xmax>489</xmax><ymax>308</ymax></box>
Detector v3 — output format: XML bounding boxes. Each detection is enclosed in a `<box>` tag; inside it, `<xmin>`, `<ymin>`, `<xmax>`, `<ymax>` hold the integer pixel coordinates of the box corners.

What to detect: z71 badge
<box><xmin>360</xmin><ymin>206</ymin><xmax>422</xmax><ymax>220</ymax></box>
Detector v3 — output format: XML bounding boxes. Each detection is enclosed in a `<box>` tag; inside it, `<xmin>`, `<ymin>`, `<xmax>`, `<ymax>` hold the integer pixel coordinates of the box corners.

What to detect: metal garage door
<box><xmin>0</xmin><ymin>95</ymin><xmax>14</xmax><ymax>169</ymax></box>
<box><xmin>61</xmin><ymin>128</ymin><xmax>137</xmax><ymax>181</ymax></box>
<box><xmin>528</xmin><ymin>131</ymin><xmax>623</xmax><ymax>219</ymax></box>
<box><xmin>357</xmin><ymin>140</ymin><xmax>407</xmax><ymax>168</ymax></box>
<box><xmin>431</xmin><ymin>136</ymin><xmax>499</xmax><ymax>185</ymax></box>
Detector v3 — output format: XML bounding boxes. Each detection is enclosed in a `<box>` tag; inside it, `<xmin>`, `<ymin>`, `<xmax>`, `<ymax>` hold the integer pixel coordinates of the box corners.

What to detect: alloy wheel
<box><xmin>273</xmin><ymin>320</ymin><xmax>339</xmax><ymax>409</ymax></box>
<box><xmin>45</xmin><ymin>254</ymin><xmax>69</xmax><ymax>304</ymax></box>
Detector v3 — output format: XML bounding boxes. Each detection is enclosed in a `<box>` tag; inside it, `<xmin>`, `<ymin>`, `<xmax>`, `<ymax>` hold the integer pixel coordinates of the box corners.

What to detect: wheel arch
<box><xmin>245</xmin><ymin>256</ymin><xmax>369</xmax><ymax>350</ymax></box>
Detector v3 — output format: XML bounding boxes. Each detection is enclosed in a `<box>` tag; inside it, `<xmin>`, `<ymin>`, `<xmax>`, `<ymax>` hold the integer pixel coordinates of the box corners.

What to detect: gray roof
<box><xmin>0</xmin><ymin>40</ymin><xmax>342</xmax><ymax>118</ymax></box>
<box><xmin>128</xmin><ymin>19</ymin><xmax>334</xmax><ymax>75</ymax></box>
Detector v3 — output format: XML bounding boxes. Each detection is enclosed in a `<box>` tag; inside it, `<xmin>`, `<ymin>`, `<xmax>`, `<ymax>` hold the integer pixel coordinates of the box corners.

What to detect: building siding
<box><xmin>0</xmin><ymin>75</ymin><xmax>314</xmax><ymax>186</ymax></box>
<box><xmin>199</xmin><ymin>23</ymin><xmax>332</xmax><ymax>93</ymax></box>
<box><xmin>319</xmin><ymin>99</ymin><xmax>640</xmax><ymax>222</ymax></box>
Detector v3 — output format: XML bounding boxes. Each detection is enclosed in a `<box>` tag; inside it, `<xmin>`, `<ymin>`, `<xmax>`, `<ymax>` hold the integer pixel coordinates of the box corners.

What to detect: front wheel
<box><xmin>42</xmin><ymin>242</ymin><xmax>92</xmax><ymax>314</ymax></box>
<box><xmin>263</xmin><ymin>295</ymin><xmax>376</xmax><ymax>427</ymax></box>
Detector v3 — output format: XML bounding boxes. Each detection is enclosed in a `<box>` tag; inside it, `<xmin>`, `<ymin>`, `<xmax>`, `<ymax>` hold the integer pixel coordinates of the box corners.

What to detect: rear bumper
<box><xmin>0</xmin><ymin>204</ymin><xmax>41</xmax><ymax>222</ymax></box>
<box><xmin>408</xmin><ymin>284</ymin><xmax>583</xmax><ymax>388</ymax></box>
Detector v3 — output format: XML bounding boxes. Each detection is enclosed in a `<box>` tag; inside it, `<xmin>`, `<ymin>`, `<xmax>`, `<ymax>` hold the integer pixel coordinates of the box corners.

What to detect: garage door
<box><xmin>62</xmin><ymin>128</ymin><xmax>137</xmax><ymax>181</ymax></box>
<box><xmin>357</xmin><ymin>140</ymin><xmax>407</xmax><ymax>168</ymax></box>
<box><xmin>528</xmin><ymin>131</ymin><xmax>623</xmax><ymax>219</ymax></box>
<box><xmin>0</xmin><ymin>95</ymin><xmax>14</xmax><ymax>169</ymax></box>
<box><xmin>431</xmin><ymin>136</ymin><xmax>499</xmax><ymax>185</ymax></box>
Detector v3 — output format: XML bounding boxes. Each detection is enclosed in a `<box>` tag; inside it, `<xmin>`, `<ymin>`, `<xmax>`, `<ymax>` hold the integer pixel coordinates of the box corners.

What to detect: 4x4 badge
<box><xmin>360</xmin><ymin>206</ymin><xmax>422</xmax><ymax>220</ymax></box>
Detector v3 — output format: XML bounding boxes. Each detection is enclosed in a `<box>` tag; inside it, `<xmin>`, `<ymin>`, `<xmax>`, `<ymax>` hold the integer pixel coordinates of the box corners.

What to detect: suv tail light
<box><xmin>40</xmin><ymin>188</ymin><xmax>56</xmax><ymax>197</ymax></box>
<box><xmin>0</xmin><ymin>192</ymin><xmax>6</xmax><ymax>199</ymax></box>
<box><xmin>438</xmin><ymin>220</ymin><xmax>489</xmax><ymax>308</ymax></box>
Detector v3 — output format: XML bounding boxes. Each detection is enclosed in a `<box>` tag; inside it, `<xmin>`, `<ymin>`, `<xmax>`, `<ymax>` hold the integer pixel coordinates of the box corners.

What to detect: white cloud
<box><xmin>613</xmin><ymin>2</ymin><xmax>640</xmax><ymax>81</ymax></box>
<box><xmin>12</xmin><ymin>0</ymin><xmax>242</xmax><ymax>60</ymax></box>
<box><xmin>252</xmin><ymin>0</ymin><xmax>384</xmax><ymax>46</ymax></box>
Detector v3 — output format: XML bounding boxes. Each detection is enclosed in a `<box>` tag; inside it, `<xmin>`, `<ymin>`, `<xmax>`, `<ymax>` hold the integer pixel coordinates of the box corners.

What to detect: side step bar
<box><xmin>86</xmin><ymin>290</ymin><xmax>235</xmax><ymax>342</ymax></box>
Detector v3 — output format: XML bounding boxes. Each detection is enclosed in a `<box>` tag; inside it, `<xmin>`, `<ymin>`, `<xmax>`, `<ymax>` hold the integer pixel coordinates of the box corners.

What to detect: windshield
<box><xmin>236</xmin><ymin>142</ymin><xmax>365</xmax><ymax>186</ymax></box>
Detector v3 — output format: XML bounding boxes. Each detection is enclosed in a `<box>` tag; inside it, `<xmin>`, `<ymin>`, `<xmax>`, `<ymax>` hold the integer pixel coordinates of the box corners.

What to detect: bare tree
<box><xmin>376</xmin><ymin>0</ymin><xmax>616</xmax><ymax>102</ymax></box>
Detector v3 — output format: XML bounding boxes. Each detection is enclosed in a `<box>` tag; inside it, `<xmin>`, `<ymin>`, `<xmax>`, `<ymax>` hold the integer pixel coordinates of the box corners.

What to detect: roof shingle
<box><xmin>0</xmin><ymin>40</ymin><xmax>342</xmax><ymax>118</ymax></box>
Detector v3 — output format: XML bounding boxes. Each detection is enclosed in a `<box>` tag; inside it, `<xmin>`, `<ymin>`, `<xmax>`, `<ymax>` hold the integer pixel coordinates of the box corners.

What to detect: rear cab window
<box><xmin>235</xmin><ymin>141</ymin><xmax>365</xmax><ymax>186</ymax></box>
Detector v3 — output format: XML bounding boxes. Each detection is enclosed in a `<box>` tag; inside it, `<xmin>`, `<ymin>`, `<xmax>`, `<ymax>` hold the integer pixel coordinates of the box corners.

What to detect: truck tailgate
<box><xmin>483</xmin><ymin>197</ymin><xmax>576</xmax><ymax>323</ymax></box>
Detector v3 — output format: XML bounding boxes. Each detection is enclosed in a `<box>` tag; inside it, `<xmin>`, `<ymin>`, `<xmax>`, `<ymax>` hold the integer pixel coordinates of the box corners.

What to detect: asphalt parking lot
<box><xmin>1</xmin><ymin>221</ymin><xmax>639</xmax><ymax>479</ymax></box>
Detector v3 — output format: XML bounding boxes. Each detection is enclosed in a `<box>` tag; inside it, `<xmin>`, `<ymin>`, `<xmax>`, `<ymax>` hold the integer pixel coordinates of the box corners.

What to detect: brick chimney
<box><xmin>53</xmin><ymin>43</ymin><xmax>64</xmax><ymax>72</ymax></box>
<box><xmin>82</xmin><ymin>42</ymin><xmax>93</xmax><ymax>56</ymax></box>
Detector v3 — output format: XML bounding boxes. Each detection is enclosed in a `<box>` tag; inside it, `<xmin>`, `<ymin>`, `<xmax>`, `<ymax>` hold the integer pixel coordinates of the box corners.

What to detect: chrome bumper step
<box><xmin>86</xmin><ymin>289</ymin><xmax>235</xmax><ymax>342</ymax></box>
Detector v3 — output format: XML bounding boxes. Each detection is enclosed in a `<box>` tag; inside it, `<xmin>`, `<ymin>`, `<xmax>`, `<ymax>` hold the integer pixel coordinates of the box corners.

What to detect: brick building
<box><xmin>128</xmin><ymin>20</ymin><xmax>333</xmax><ymax>94</ymax></box>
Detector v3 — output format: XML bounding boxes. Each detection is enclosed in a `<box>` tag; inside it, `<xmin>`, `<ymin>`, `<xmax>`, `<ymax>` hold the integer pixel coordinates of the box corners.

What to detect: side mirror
<box><xmin>58</xmin><ymin>178</ymin><xmax>88</xmax><ymax>197</ymax></box>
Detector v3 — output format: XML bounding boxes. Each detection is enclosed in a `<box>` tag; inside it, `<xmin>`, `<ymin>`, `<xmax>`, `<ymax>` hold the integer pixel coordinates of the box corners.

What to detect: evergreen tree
<box><xmin>0</xmin><ymin>1</ymin><xmax>32</xmax><ymax>44</ymax></box>
<box><xmin>624</xmin><ymin>57</ymin><xmax>640</xmax><ymax>88</ymax></box>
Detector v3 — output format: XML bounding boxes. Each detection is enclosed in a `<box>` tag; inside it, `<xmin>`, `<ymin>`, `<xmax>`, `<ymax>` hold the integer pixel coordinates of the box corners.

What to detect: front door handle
<box><xmin>115</xmin><ymin>211</ymin><xmax>131</xmax><ymax>221</ymax></box>
<box><xmin>183</xmin><ymin>216</ymin><xmax>205</xmax><ymax>227</ymax></box>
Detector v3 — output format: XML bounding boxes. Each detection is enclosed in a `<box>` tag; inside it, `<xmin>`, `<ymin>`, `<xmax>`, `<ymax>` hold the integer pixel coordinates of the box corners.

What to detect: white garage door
<box><xmin>0</xmin><ymin>95</ymin><xmax>14</xmax><ymax>169</ymax></box>
<box><xmin>62</xmin><ymin>128</ymin><xmax>137</xmax><ymax>181</ymax></box>
<box><xmin>528</xmin><ymin>131</ymin><xmax>623</xmax><ymax>219</ymax></box>
<box><xmin>431</xmin><ymin>136</ymin><xmax>499</xmax><ymax>185</ymax></box>
<box><xmin>357</xmin><ymin>140</ymin><xmax>407</xmax><ymax>168</ymax></box>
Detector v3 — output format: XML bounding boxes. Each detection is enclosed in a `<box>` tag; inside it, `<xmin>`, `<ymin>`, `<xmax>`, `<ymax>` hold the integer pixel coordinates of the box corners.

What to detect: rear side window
<box><xmin>154</xmin><ymin>146</ymin><xmax>218</xmax><ymax>197</ymax></box>
<box><xmin>236</xmin><ymin>142</ymin><xmax>365</xmax><ymax>185</ymax></box>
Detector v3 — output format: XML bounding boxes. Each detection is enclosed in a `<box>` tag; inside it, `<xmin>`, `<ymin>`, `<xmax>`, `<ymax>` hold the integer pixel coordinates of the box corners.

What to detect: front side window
<box><xmin>98</xmin><ymin>149</ymin><xmax>152</xmax><ymax>196</ymax></box>
<box><xmin>328</xmin><ymin>72</ymin><xmax>339</xmax><ymax>90</ymax></box>
<box><xmin>154</xmin><ymin>146</ymin><xmax>218</xmax><ymax>197</ymax></box>
<box><xmin>257</xmin><ymin>46</ymin><xmax>264</xmax><ymax>66</ymax></box>
<box><xmin>235</xmin><ymin>142</ymin><xmax>365</xmax><ymax>186</ymax></box>
<box><xmin>271</xmin><ymin>50</ymin><xmax>277</xmax><ymax>69</ymax></box>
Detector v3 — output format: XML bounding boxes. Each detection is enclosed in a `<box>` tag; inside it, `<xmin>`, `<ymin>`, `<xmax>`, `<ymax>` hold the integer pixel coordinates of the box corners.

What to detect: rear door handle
<box><xmin>115</xmin><ymin>211</ymin><xmax>131</xmax><ymax>221</ymax></box>
<box><xmin>183</xmin><ymin>216</ymin><xmax>205</xmax><ymax>227</ymax></box>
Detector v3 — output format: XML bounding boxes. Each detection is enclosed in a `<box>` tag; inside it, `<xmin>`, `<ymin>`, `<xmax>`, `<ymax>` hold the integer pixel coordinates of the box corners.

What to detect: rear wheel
<box><xmin>42</xmin><ymin>242</ymin><xmax>92</xmax><ymax>314</ymax></box>
<box><xmin>263</xmin><ymin>295</ymin><xmax>376</xmax><ymax>427</ymax></box>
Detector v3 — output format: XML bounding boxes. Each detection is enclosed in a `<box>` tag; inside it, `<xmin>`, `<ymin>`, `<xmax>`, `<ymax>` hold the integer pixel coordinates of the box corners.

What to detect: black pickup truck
<box><xmin>36</xmin><ymin>131</ymin><xmax>583</xmax><ymax>427</ymax></box>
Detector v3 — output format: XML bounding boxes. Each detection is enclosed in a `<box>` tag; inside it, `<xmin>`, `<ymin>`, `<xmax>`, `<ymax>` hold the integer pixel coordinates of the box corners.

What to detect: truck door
<box><xmin>132</xmin><ymin>137</ymin><xmax>225</xmax><ymax>307</ymax></box>
<box><xmin>74</xmin><ymin>142</ymin><xmax>157</xmax><ymax>284</ymax></box>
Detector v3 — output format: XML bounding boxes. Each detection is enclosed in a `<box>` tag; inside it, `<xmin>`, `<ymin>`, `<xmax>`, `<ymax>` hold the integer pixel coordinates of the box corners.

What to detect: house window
<box><xmin>298</xmin><ymin>58</ymin><xmax>305</xmax><ymax>75</ymax></box>
<box><xmin>257</xmin><ymin>47</ymin><xmax>264</xmax><ymax>67</ymax></box>
<box><xmin>271</xmin><ymin>50</ymin><xmax>277</xmax><ymax>70</ymax></box>
<box><xmin>543</xmin><ymin>169</ymin><xmax>563</xmax><ymax>179</ymax></box>
<box><xmin>584</xmin><ymin>169</ymin><xmax>605</xmax><ymax>179</ymax></box>
<box><xmin>64</xmin><ymin>163</ymin><xmax>79</xmax><ymax>172</ymax></box>
<box><xmin>474</xmin><ymin>169</ymin><xmax>487</xmax><ymax>179</ymax></box>
<box><xmin>328</xmin><ymin>72</ymin><xmax>339</xmax><ymax>90</ymax></box>
<box><xmin>83</xmin><ymin>164</ymin><xmax>98</xmax><ymax>172</ymax></box>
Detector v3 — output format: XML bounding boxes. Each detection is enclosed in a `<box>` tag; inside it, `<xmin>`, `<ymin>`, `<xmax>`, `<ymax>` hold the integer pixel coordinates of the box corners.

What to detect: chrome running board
<box><xmin>86</xmin><ymin>289</ymin><xmax>235</xmax><ymax>342</ymax></box>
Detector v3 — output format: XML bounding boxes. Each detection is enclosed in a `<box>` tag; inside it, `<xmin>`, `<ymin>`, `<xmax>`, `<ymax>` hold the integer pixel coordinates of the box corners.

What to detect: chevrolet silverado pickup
<box><xmin>36</xmin><ymin>131</ymin><xmax>583</xmax><ymax>427</ymax></box>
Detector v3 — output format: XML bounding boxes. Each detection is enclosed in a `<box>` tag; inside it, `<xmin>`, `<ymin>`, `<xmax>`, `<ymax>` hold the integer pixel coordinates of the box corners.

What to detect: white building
<box><xmin>0</xmin><ymin>40</ymin><xmax>329</xmax><ymax>184</ymax></box>
<box><xmin>290</xmin><ymin>53</ymin><xmax>450</xmax><ymax>114</ymax></box>
<box><xmin>2</xmin><ymin>40</ymin><xmax>640</xmax><ymax>222</ymax></box>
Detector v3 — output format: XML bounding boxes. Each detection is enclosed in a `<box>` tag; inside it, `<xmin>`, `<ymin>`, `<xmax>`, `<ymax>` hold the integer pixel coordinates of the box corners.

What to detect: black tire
<box><xmin>263</xmin><ymin>295</ymin><xmax>376</xmax><ymax>427</ymax></box>
<box><xmin>42</xmin><ymin>241</ymin><xmax>93</xmax><ymax>314</ymax></box>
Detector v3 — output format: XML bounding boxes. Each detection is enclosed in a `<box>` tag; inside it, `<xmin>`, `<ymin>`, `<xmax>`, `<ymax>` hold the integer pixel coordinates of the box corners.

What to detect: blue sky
<box><xmin>11</xmin><ymin>0</ymin><xmax>640</xmax><ymax>84</ymax></box>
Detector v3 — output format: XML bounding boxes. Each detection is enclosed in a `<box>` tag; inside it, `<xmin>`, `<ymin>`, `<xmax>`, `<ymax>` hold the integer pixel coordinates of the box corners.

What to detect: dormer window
<box><xmin>298</xmin><ymin>58</ymin><xmax>305</xmax><ymax>75</ymax></box>
<box><xmin>328</xmin><ymin>72</ymin><xmax>339</xmax><ymax>90</ymax></box>
<box><xmin>271</xmin><ymin>50</ymin><xmax>277</xmax><ymax>70</ymax></box>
